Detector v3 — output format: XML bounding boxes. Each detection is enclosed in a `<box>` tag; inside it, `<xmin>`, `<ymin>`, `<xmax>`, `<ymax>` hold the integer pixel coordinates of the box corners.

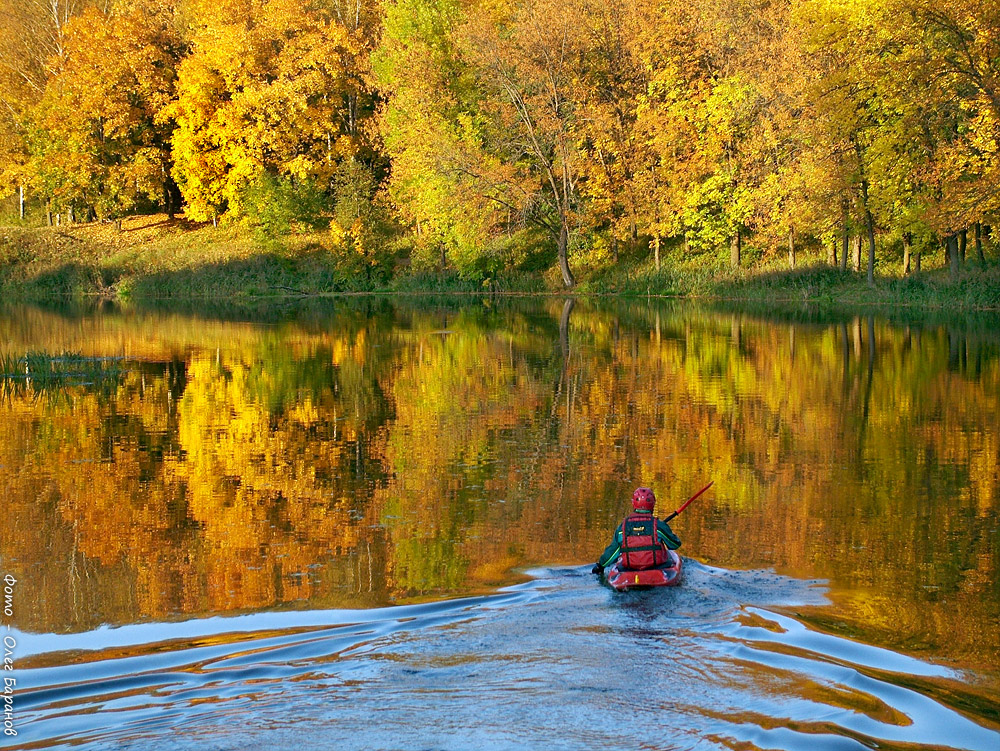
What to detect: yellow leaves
<box><xmin>169</xmin><ymin>349</ymin><xmax>370</xmax><ymax>606</ymax></box>
<box><xmin>6</xmin><ymin>0</ymin><xmax>1000</xmax><ymax>263</ymax></box>
<box><xmin>15</xmin><ymin>0</ymin><xmax>182</xmax><ymax>216</ymax></box>
<box><xmin>170</xmin><ymin>0</ymin><xmax>372</xmax><ymax>219</ymax></box>
<box><xmin>281</xmin><ymin>155</ymin><xmax>314</xmax><ymax>180</ymax></box>
<box><xmin>328</xmin><ymin>218</ymin><xmax>349</xmax><ymax>246</ymax></box>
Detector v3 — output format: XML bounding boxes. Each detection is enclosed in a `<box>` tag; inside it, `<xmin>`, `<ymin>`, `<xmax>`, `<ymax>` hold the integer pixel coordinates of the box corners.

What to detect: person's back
<box><xmin>619</xmin><ymin>509</ymin><xmax>670</xmax><ymax>569</ymax></box>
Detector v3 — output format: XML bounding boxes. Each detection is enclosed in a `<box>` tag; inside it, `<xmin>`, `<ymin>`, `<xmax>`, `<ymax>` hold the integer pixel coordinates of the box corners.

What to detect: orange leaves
<box><xmin>13</xmin><ymin>0</ymin><xmax>183</xmax><ymax>218</ymax></box>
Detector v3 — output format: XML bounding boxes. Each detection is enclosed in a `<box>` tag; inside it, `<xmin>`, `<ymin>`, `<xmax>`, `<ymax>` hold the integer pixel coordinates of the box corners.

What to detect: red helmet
<box><xmin>631</xmin><ymin>487</ymin><xmax>656</xmax><ymax>512</ymax></box>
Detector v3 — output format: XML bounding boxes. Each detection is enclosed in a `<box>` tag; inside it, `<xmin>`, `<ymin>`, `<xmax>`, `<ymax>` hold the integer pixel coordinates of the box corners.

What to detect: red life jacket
<box><xmin>620</xmin><ymin>512</ymin><xmax>669</xmax><ymax>570</ymax></box>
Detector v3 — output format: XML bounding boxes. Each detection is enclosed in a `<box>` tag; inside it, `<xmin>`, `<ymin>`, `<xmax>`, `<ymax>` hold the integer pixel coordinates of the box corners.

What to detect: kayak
<box><xmin>605</xmin><ymin>550</ymin><xmax>682</xmax><ymax>591</ymax></box>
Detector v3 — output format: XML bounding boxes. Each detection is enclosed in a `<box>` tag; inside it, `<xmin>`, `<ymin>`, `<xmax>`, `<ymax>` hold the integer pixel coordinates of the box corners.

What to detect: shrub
<box><xmin>240</xmin><ymin>173</ymin><xmax>329</xmax><ymax>237</ymax></box>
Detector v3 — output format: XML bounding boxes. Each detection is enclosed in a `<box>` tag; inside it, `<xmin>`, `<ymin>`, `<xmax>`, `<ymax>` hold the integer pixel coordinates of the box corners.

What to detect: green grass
<box><xmin>0</xmin><ymin>217</ymin><xmax>550</xmax><ymax>300</ymax></box>
<box><xmin>386</xmin><ymin>270</ymin><xmax>545</xmax><ymax>295</ymax></box>
<box><xmin>578</xmin><ymin>257</ymin><xmax>1000</xmax><ymax>311</ymax></box>
<box><xmin>711</xmin><ymin>264</ymin><xmax>1000</xmax><ymax>309</ymax></box>
<box><xmin>0</xmin><ymin>217</ymin><xmax>367</xmax><ymax>299</ymax></box>
<box><xmin>2</xmin><ymin>216</ymin><xmax>998</xmax><ymax>311</ymax></box>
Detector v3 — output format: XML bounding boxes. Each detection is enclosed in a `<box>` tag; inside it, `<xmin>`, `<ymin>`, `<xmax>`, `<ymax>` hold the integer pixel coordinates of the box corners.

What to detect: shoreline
<box><xmin>2</xmin><ymin>217</ymin><xmax>999</xmax><ymax>313</ymax></box>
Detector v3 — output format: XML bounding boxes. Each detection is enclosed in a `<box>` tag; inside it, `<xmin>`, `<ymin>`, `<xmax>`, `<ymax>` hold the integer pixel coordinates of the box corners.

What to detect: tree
<box><xmin>572</xmin><ymin>0</ymin><xmax>650</xmax><ymax>262</ymax></box>
<box><xmin>377</xmin><ymin>0</ymin><xmax>610</xmax><ymax>285</ymax></box>
<box><xmin>169</xmin><ymin>0</ymin><xmax>373</xmax><ymax>221</ymax></box>
<box><xmin>892</xmin><ymin>0</ymin><xmax>1000</xmax><ymax>240</ymax></box>
<box><xmin>27</xmin><ymin>0</ymin><xmax>184</xmax><ymax>222</ymax></box>
<box><xmin>374</xmin><ymin>0</ymin><xmax>490</xmax><ymax>272</ymax></box>
<box><xmin>0</xmin><ymin>0</ymin><xmax>91</xmax><ymax>211</ymax></box>
<box><xmin>626</xmin><ymin>0</ymin><xmax>791</xmax><ymax>267</ymax></box>
<box><xmin>455</xmin><ymin>0</ymin><xmax>598</xmax><ymax>287</ymax></box>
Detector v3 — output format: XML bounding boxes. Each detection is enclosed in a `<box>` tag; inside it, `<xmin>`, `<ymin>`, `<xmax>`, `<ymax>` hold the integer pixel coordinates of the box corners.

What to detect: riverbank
<box><xmin>2</xmin><ymin>215</ymin><xmax>999</xmax><ymax>310</ymax></box>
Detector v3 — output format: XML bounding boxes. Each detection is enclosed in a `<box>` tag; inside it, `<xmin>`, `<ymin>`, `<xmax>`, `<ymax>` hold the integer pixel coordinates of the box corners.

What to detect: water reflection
<box><xmin>1</xmin><ymin>299</ymin><xmax>998</xmax><ymax>687</ymax></box>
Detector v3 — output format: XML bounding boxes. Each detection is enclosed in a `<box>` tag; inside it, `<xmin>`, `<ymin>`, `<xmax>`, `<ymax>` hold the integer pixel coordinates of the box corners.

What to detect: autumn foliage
<box><xmin>1</xmin><ymin>0</ymin><xmax>999</xmax><ymax>283</ymax></box>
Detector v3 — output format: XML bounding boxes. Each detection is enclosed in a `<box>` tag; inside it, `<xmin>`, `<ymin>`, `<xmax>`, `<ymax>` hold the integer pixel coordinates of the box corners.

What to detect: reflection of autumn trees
<box><xmin>2</xmin><ymin>367</ymin><xmax>195</xmax><ymax>628</ymax></box>
<box><xmin>177</xmin><ymin>351</ymin><xmax>384</xmax><ymax>610</ymax></box>
<box><xmin>2</xmin><ymin>302</ymin><xmax>998</xmax><ymax>672</ymax></box>
<box><xmin>377</xmin><ymin>311</ymin><xmax>555</xmax><ymax>594</ymax></box>
<box><xmin>348</xmin><ymin>302</ymin><xmax>999</xmax><ymax>672</ymax></box>
<box><xmin>3</xmin><ymin>311</ymin><xmax>401</xmax><ymax>629</ymax></box>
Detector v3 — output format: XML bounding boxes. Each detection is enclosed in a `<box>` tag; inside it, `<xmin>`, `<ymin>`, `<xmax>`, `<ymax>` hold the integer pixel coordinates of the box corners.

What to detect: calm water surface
<box><xmin>1</xmin><ymin>298</ymin><xmax>998</xmax><ymax>750</ymax></box>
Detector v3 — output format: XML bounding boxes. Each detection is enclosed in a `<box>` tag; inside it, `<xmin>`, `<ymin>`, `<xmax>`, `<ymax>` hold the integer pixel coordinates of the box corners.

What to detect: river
<box><xmin>1</xmin><ymin>297</ymin><xmax>997</xmax><ymax>749</ymax></box>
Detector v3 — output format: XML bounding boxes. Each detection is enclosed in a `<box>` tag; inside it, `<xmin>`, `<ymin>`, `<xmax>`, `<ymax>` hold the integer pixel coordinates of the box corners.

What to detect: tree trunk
<box><xmin>959</xmin><ymin>228</ymin><xmax>967</xmax><ymax>263</ymax></box>
<box><xmin>860</xmin><ymin>178</ymin><xmax>876</xmax><ymax>285</ymax></box>
<box><xmin>557</xmin><ymin>221</ymin><xmax>574</xmax><ymax>288</ymax></box>
<box><xmin>829</xmin><ymin>235</ymin><xmax>838</xmax><ymax>267</ymax></box>
<box><xmin>852</xmin><ymin>235</ymin><xmax>861</xmax><ymax>272</ymax></box>
<box><xmin>164</xmin><ymin>177</ymin><xmax>175</xmax><ymax>220</ymax></box>
<box><xmin>948</xmin><ymin>233</ymin><xmax>960</xmax><ymax>278</ymax></box>
<box><xmin>914</xmin><ymin>249</ymin><xmax>921</xmax><ymax>272</ymax></box>
<box><xmin>865</xmin><ymin>218</ymin><xmax>875</xmax><ymax>285</ymax></box>
<box><xmin>840</xmin><ymin>199</ymin><xmax>849</xmax><ymax>271</ymax></box>
<box><xmin>654</xmin><ymin>235</ymin><xmax>661</xmax><ymax>272</ymax></box>
<box><xmin>555</xmin><ymin>297</ymin><xmax>574</xmax><ymax>400</ymax></box>
<box><xmin>902</xmin><ymin>232</ymin><xmax>912</xmax><ymax>275</ymax></box>
<box><xmin>788</xmin><ymin>228</ymin><xmax>795</xmax><ymax>269</ymax></box>
<box><xmin>46</xmin><ymin>200</ymin><xmax>53</xmax><ymax>226</ymax></box>
<box><xmin>559</xmin><ymin>297</ymin><xmax>574</xmax><ymax>361</ymax></box>
<box><xmin>731</xmin><ymin>228</ymin><xmax>741</xmax><ymax>269</ymax></box>
<box><xmin>975</xmin><ymin>222</ymin><xmax>985</xmax><ymax>264</ymax></box>
<box><xmin>19</xmin><ymin>186</ymin><xmax>24</xmax><ymax>221</ymax></box>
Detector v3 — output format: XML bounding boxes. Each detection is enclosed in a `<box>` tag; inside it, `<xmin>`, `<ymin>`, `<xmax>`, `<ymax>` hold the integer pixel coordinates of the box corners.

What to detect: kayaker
<box><xmin>592</xmin><ymin>487</ymin><xmax>681</xmax><ymax>574</ymax></box>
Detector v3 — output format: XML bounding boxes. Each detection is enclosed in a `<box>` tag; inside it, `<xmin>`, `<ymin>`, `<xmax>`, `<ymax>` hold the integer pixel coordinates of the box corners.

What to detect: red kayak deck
<box><xmin>605</xmin><ymin>550</ymin><xmax>682</xmax><ymax>591</ymax></box>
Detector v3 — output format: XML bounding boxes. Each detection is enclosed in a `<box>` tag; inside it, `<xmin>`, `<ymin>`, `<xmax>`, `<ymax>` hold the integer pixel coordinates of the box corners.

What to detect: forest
<box><xmin>1</xmin><ymin>0</ymin><xmax>998</xmax><ymax>286</ymax></box>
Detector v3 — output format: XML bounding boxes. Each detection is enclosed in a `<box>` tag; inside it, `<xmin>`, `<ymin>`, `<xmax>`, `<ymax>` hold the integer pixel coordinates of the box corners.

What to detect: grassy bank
<box><xmin>2</xmin><ymin>215</ymin><xmax>999</xmax><ymax>310</ymax></box>
<box><xmin>0</xmin><ymin>216</ymin><xmax>552</xmax><ymax>299</ymax></box>
<box><xmin>579</xmin><ymin>261</ymin><xmax>1000</xmax><ymax>311</ymax></box>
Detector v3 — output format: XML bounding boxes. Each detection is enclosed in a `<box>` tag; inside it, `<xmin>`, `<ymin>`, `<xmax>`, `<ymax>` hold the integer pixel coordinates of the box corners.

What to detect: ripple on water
<box><xmin>7</xmin><ymin>562</ymin><xmax>999</xmax><ymax>751</ymax></box>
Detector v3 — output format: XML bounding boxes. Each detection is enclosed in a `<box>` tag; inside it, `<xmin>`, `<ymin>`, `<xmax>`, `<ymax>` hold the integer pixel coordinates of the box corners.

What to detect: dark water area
<box><xmin>1</xmin><ymin>297</ymin><xmax>998</xmax><ymax>749</ymax></box>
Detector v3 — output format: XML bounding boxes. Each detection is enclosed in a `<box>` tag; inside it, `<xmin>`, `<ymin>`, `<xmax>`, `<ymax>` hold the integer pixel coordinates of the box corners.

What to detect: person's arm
<box><xmin>657</xmin><ymin>519</ymin><xmax>681</xmax><ymax>549</ymax></box>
